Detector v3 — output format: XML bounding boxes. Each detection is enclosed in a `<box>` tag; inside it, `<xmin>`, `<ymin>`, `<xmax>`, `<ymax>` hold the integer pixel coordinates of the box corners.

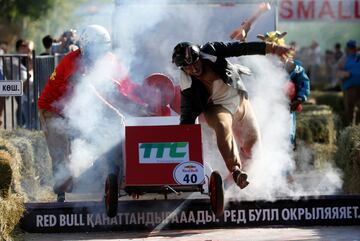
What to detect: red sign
<box><xmin>125</xmin><ymin>124</ymin><xmax>203</xmax><ymax>186</ymax></box>
<box><xmin>279</xmin><ymin>0</ymin><xmax>360</xmax><ymax>21</ymax></box>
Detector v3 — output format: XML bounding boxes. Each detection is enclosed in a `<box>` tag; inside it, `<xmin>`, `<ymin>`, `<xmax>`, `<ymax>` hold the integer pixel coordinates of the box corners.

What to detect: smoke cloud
<box><xmin>61</xmin><ymin>57</ymin><xmax>124</xmax><ymax>193</ymax></box>
<box><xmin>202</xmin><ymin>55</ymin><xmax>343</xmax><ymax>202</ymax></box>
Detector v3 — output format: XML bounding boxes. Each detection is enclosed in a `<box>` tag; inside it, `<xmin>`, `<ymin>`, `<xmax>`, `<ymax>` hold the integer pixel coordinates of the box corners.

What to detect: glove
<box><xmin>266</xmin><ymin>42</ymin><xmax>294</xmax><ymax>60</ymax></box>
<box><xmin>290</xmin><ymin>99</ymin><xmax>303</xmax><ymax>112</ymax></box>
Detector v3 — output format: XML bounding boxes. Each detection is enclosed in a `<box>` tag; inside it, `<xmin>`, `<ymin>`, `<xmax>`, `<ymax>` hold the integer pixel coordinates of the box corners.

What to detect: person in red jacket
<box><xmin>38</xmin><ymin>25</ymin><xmax>152</xmax><ymax>202</ymax></box>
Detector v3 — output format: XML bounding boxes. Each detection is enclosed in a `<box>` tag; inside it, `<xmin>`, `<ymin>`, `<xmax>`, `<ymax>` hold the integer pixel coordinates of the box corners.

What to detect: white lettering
<box><xmin>36</xmin><ymin>215</ymin><xmax>57</xmax><ymax>227</ymax></box>
<box><xmin>249</xmin><ymin>209</ymin><xmax>256</xmax><ymax>222</ymax></box>
<box><xmin>324</xmin><ymin>207</ymin><xmax>332</xmax><ymax>219</ymax></box>
<box><xmin>36</xmin><ymin>215</ymin><xmax>43</xmax><ymax>227</ymax></box>
<box><xmin>154</xmin><ymin>212</ymin><xmax>163</xmax><ymax>224</ymax></box>
<box><xmin>237</xmin><ymin>210</ymin><xmax>246</xmax><ymax>224</ymax></box>
<box><xmin>205</xmin><ymin>211</ymin><xmax>215</xmax><ymax>223</ymax></box>
<box><xmin>180</xmin><ymin>211</ymin><xmax>188</xmax><ymax>223</ymax></box>
<box><xmin>129</xmin><ymin>213</ymin><xmax>137</xmax><ymax>224</ymax></box>
<box><xmin>137</xmin><ymin>212</ymin><xmax>145</xmax><ymax>224</ymax></box>
<box><xmin>196</xmin><ymin>211</ymin><xmax>206</xmax><ymax>224</ymax></box>
<box><xmin>305</xmin><ymin>208</ymin><xmax>313</xmax><ymax>220</ymax></box>
<box><xmin>187</xmin><ymin>211</ymin><xmax>195</xmax><ymax>223</ymax></box>
<box><xmin>262</xmin><ymin>209</ymin><xmax>271</xmax><ymax>221</ymax></box>
<box><xmin>298</xmin><ymin>208</ymin><xmax>305</xmax><ymax>219</ymax></box>
<box><xmin>316</xmin><ymin>207</ymin><xmax>324</xmax><ymax>219</ymax></box>
<box><xmin>145</xmin><ymin>213</ymin><xmax>155</xmax><ymax>226</ymax></box>
<box><xmin>87</xmin><ymin>214</ymin><xmax>95</xmax><ymax>228</ymax></box>
<box><xmin>339</xmin><ymin>207</ymin><xmax>347</xmax><ymax>219</ymax></box>
<box><xmin>282</xmin><ymin>208</ymin><xmax>290</xmax><ymax>221</ymax></box>
<box><xmin>332</xmin><ymin>207</ymin><xmax>339</xmax><ymax>219</ymax></box>
<box><xmin>270</xmin><ymin>209</ymin><xmax>279</xmax><ymax>221</ymax></box>
<box><xmin>94</xmin><ymin>214</ymin><xmax>102</xmax><ymax>226</ymax></box>
<box><xmin>290</xmin><ymin>208</ymin><xmax>298</xmax><ymax>220</ymax></box>
<box><xmin>224</xmin><ymin>210</ymin><xmax>231</xmax><ymax>222</ymax></box>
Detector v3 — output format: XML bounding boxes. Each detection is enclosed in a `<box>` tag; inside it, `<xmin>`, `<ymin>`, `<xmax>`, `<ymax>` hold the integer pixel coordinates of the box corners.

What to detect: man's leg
<box><xmin>39</xmin><ymin>110</ymin><xmax>72</xmax><ymax>201</ymax></box>
<box><xmin>204</xmin><ymin>105</ymin><xmax>248</xmax><ymax>189</ymax></box>
<box><xmin>204</xmin><ymin>105</ymin><xmax>240</xmax><ymax>171</ymax></box>
<box><xmin>232</xmin><ymin>98</ymin><xmax>261</xmax><ymax>168</ymax></box>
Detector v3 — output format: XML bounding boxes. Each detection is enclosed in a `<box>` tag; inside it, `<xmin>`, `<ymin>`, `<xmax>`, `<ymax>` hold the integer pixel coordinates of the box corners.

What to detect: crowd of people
<box><xmin>0</xmin><ymin>29</ymin><xmax>80</xmax><ymax>128</ymax></box>
<box><xmin>271</xmin><ymin>38</ymin><xmax>360</xmax><ymax>126</ymax></box>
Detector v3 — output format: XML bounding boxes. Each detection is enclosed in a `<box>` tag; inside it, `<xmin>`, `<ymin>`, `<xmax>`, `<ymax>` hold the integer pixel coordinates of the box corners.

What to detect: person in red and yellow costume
<box><xmin>38</xmin><ymin>25</ymin><xmax>161</xmax><ymax>202</ymax></box>
<box><xmin>256</xmin><ymin>31</ymin><xmax>310</xmax><ymax>150</ymax></box>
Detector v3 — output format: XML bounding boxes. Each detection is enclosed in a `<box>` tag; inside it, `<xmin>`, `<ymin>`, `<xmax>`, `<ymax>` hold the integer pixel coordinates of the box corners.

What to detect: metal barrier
<box><xmin>0</xmin><ymin>51</ymin><xmax>64</xmax><ymax>130</ymax></box>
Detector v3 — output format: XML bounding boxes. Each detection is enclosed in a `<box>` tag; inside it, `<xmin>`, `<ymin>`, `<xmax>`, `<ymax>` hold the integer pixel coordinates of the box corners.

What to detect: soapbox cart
<box><xmin>104</xmin><ymin>118</ymin><xmax>225</xmax><ymax>218</ymax></box>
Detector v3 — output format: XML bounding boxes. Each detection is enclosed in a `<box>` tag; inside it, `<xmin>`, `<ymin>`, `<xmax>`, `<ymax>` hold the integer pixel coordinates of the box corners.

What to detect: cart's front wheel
<box><xmin>105</xmin><ymin>174</ymin><xmax>118</xmax><ymax>218</ymax></box>
<box><xmin>209</xmin><ymin>171</ymin><xmax>224</xmax><ymax>217</ymax></box>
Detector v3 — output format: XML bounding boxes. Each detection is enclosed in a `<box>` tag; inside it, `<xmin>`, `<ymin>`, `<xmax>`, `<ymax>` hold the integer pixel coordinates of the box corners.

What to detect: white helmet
<box><xmin>78</xmin><ymin>25</ymin><xmax>111</xmax><ymax>62</ymax></box>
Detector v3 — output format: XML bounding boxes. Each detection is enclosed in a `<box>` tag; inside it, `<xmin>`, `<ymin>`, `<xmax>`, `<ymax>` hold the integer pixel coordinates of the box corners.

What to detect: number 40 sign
<box><xmin>173</xmin><ymin>161</ymin><xmax>204</xmax><ymax>185</ymax></box>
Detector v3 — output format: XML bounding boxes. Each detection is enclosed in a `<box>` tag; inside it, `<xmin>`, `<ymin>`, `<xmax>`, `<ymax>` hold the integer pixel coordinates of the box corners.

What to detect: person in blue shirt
<box><xmin>257</xmin><ymin>31</ymin><xmax>311</xmax><ymax>150</ymax></box>
<box><xmin>336</xmin><ymin>40</ymin><xmax>360</xmax><ymax>126</ymax></box>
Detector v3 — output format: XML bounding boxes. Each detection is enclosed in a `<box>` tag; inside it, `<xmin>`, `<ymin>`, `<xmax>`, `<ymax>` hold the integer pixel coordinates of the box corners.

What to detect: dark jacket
<box><xmin>180</xmin><ymin>41</ymin><xmax>267</xmax><ymax>124</ymax></box>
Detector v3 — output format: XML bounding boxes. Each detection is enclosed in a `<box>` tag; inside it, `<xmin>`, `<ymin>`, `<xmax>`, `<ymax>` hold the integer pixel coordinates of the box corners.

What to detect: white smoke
<box><xmin>202</xmin><ymin>55</ymin><xmax>343</xmax><ymax>202</ymax></box>
<box><xmin>61</xmin><ymin>56</ymin><xmax>125</xmax><ymax>192</ymax></box>
<box><xmin>237</xmin><ymin>55</ymin><xmax>296</xmax><ymax>200</ymax></box>
<box><xmin>109</xmin><ymin>1</ymin><xmax>275</xmax><ymax>82</ymax></box>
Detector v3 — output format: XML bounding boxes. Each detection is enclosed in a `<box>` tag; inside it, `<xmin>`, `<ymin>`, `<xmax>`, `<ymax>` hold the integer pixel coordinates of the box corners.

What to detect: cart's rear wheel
<box><xmin>209</xmin><ymin>171</ymin><xmax>224</xmax><ymax>217</ymax></box>
<box><xmin>105</xmin><ymin>174</ymin><xmax>118</xmax><ymax>218</ymax></box>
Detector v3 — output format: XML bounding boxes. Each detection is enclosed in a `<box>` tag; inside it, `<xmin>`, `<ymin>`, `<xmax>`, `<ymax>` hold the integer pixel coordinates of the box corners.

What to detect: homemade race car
<box><xmin>103</xmin><ymin>73</ymin><xmax>225</xmax><ymax>218</ymax></box>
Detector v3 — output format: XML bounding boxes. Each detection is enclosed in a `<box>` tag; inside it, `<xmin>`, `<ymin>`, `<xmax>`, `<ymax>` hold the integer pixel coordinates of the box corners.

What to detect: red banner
<box><xmin>279</xmin><ymin>0</ymin><xmax>360</xmax><ymax>21</ymax></box>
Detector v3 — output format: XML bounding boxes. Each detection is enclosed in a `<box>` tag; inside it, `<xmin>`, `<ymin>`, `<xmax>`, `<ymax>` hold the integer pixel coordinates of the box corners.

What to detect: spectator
<box><xmin>324</xmin><ymin>49</ymin><xmax>336</xmax><ymax>86</ymax></box>
<box><xmin>323</xmin><ymin>43</ymin><xmax>344</xmax><ymax>89</ymax></box>
<box><xmin>40</xmin><ymin>35</ymin><xmax>54</xmax><ymax>56</ymax></box>
<box><xmin>0</xmin><ymin>45</ymin><xmax>5</xmax><ymax>79</ymax></box>
<box><xmin>172</xmin><ymin>41</ymin><xmax>292</xmax><ymax>190</ymax></box>
<box><xmin>257</xmin><ymin>31</ymin><xmax>310</xmax><ymax>150</ymax></box>
<box><xmin>289</xmin><ymin>41</ymin><xmax>297</xmax><ymax>50</ymax></box>
<box><xmin>336</xmin><ymin>40</ymin><xmax>360</xmax><ymax>125</ymax></box>
<box><xmin>308</xmin><ymin>41</ymin><xmax>321</xmax><ymax>83</ymax></box>
<box><xmin>334</xmin><ymin>42</ymin><xmax>343</xmax><ymax>62</ymax></box>
<box><xmin>51</xmin><ymin>29</ymin><xmax>78</xmax><ymax>55</ymax></box>
<box><xmin>4</xmin><ymin>39</ymin><xmax>33</xmax><ymax>128</ymax></box>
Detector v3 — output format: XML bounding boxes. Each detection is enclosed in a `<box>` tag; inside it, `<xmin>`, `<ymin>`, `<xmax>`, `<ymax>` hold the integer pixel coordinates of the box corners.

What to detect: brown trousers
<box><xmin>204</xmin><ymin>98</ymin><xmax>261</xmax><ymax>172</ymax></box>
<box><xmin>343</xmin><ymin>87</ymin><xmax>360</xmax><ymax>125</ymax></box>
<box><xmin>39</xmin><ymin>109</ymin><xmax>72</xmax><ymax>193</ymax></box>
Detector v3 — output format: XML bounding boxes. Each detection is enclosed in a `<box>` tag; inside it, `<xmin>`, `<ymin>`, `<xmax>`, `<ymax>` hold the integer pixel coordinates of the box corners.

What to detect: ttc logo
<box><xmin>139</xmin><ymin>142</ymin><xmax>189</xmax><ymax>163</ymax></box>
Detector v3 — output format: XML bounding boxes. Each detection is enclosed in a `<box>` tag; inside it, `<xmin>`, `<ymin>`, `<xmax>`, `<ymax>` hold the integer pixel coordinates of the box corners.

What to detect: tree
<box><xmin>0</xmin><ymin>0</ymin><xmax>55</xmax><ymax>50</ymax></box>
<box><xmin>0</xmin><ymin>0</ymin><xmax>93</xmax><ymax>52</ymax></box>
<box><xmin>0</xmin><ymin>0</ymin><xmax>54</xmax><ymax>21</ymax></box>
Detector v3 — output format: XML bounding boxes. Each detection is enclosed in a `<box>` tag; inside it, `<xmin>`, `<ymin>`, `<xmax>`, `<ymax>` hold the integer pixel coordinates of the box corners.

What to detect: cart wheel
<box><xmin>209</xmin><ymin>171</ymin><xmax>224</xmax><ymax>217</ymax></box>
<box><xmin>105</xmin><ymin>174</ymin><xmax>118</xmax><ymax>218</ymax></box>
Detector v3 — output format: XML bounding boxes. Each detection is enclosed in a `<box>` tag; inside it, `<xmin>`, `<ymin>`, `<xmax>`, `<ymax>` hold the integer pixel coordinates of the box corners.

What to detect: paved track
<box><xmin>18</xmin><ymin>226</ymin><xmax>360</xmax><ymax>241</ymax></box>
